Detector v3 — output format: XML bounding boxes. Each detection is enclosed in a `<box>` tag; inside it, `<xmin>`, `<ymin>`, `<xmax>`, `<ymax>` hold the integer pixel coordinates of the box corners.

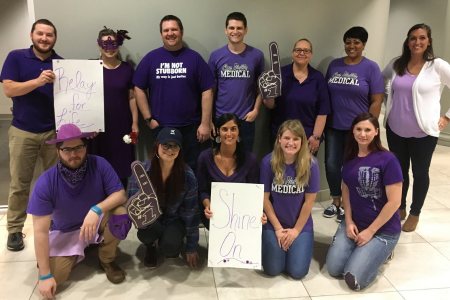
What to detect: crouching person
<box><xmin>27</xmin><ymin>124</ymin><xmax>130</xmax><ymax>299</ymax></box>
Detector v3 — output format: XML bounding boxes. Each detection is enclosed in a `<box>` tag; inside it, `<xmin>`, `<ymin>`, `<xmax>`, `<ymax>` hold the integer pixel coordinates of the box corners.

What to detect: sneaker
<box><xmin>336</xmin><ymin>207</ymin><xmax>345</xmax><ymax>223</ymax></box>
<box><xmin>323</xmin><ymin>204</ymin><xmax>338</xmax><ymax>218</ymax></box>
<box><xmin>100</xmin><ymin>261</ymin><xmax>126</xmax><ymax>284</ymax></box>
<box><xmin>144</xmin><ymin>244</ymin><xmax>158</xmax><ymax>269</ymax></box>
<box><xmin>7</xmin><ymin>232</ymin><xmax>25</xmax><ymax>251</ymax></box>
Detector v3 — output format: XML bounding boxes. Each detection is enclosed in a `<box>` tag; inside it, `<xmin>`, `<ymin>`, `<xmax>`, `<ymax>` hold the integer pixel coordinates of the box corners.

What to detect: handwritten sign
<box><xmin>53</xmin><ymin>59</ymin><xmax>104</xmax><ymax>131</ymax></box>
<box><xmin>208</xmin><ymin>182</ymin><xmax>264</xmax><ymax>270</ymax></box>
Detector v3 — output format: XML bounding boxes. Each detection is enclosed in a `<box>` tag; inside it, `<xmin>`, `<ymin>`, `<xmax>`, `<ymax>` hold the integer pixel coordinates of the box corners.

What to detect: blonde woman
<box><xmin>260</xmin><ymin>119</ymin><xmax>320</xmax><ymax>279</ymax></box>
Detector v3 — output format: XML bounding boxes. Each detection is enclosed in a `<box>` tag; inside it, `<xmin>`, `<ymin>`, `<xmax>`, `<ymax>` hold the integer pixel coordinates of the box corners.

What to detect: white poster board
<box><xmin>208</xmin><ymin>182</ymin><xmax>264</xmax><ymax>270</ymax></box>
<box><xmin>53</xmin><ymin>59</ymin><xmax>104</xmax><ymax>131</ymax></box>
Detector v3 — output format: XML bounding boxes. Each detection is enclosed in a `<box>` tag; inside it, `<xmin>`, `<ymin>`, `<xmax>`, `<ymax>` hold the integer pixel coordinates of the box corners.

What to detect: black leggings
<box><xmin>386</xmin><ymin>125</ymin><xmax>437</xmax><ymax>216</ymax></box>
<box><xmin>137</xmin><ymin>219</ymin><xmax>186</xmax><ymax>257</ymax></box>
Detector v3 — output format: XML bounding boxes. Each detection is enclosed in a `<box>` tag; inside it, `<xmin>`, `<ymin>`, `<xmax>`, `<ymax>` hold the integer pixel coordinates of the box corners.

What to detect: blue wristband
<box><xmin>90</xmin><ymin>205</ymin><xmax>102</xmax><ymax>216</ymax></box>
<box><xmin>39</xmin><ymin>273</ymin><xmax>53</xmax><ymax>280</ymax></box>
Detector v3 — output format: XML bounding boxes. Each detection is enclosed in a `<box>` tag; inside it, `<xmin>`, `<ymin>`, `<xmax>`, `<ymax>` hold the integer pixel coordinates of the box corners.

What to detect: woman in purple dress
<box><xmin>90</xmin><ymin>27</ymin><xmax>138</xmax><ymax>188</ymax></box>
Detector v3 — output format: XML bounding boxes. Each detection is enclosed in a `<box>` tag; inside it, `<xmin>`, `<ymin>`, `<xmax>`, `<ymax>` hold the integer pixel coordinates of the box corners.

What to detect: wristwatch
<box><xmin>312</xmin><ymin>135</ymin><xmax>321</xmax><ymax>141</ymax></box>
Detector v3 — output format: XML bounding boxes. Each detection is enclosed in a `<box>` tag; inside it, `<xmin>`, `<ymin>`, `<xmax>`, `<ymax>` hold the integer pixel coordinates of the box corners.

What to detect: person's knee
<box><xmin>344</xmin><ymin>271</ymin><xmax>361</xmax><ymax>291</ymax></box>
<box><xmin>159</xmin><ymin>239</ymin><xmax>183</xmax><ymax>257</ymax></box>
<box><xmin>287</xmin><ymin>266</ymin><xmax>309</xmax><ymax>280</ymax></box>
<box><xmin>262</xmin><ymin>263</ymin><xmax>283</xmax><ymax>277</ymax></box>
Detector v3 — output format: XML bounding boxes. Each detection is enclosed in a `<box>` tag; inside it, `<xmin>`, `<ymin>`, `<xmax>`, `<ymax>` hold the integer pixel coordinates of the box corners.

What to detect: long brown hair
<box><xmin>344</xmin><ymin>112</ymin><xmax>387</xmax><ymax>161</ymax></box>
<box><xmin>149</xmin><ymin>142</ymin><xmax>186</xmax><ymax>209</ymax></box>
<box><xmin>393</xmin><ymin>23</ymin><xmax>435</xmax><ymax>76</ymax></box>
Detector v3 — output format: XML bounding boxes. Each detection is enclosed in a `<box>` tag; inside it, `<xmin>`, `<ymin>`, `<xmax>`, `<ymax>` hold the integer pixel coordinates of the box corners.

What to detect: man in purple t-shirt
<box><xmin>208</xmin><ymin>12</ymin><xmax>264</xmax><ymax>152</ymax></box>
<box><xmin>133</xmin><ymin>15</ymin><xmax>214</xmax><ymax>170</ymax></box>
<box><xmin>0</xmin><ymin>19</ymin><xmax>62</xmax><ymax>252</ymax></box>
<box><xmin>27</xmin><ymin>124</ymin><xmax>128</xmax><ymax>298</ymax></box>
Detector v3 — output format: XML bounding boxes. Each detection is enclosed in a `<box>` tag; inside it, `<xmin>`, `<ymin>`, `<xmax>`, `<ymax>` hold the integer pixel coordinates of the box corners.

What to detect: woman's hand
<box><xmin>307</xmin><ymin>136</ymin><xmax>320</xmax><ymax>153</ymax></box>
<box><xmin>346</xmin><ymin>222</ymin><xmax>359</xmax><ymax>241</ymax></box>
<box><xmin>438</xmin><ymin>116</ymin><xmax>450</xmax><ymax>131</ymax></box>
<box><xmin>355</xmin><ymin>228</ymin><xmax>375</xmax><ymax>247</ymax></box>
<box><xmin>280</xmin><ymin>228</ymin><xmax>300</xmax><ymax>251</ymax></box>
<box><xmin>185</xmin><ymin>251</ymin><xmax>199</xmax><ymax>269</ymax></box>
<box><xmin>274</xmin><ymin>227</ymin><xmax>285</xmax><ymax>248</ymax></box>
<box><xmin>203</xmin><ymin>199</ymin><xmax>213</xmax><ymax>219</ymax></box>
<box><xmin>261</xmin><ymin>213</ymin><xmax>267</xmax><ymax>225</ymax></box>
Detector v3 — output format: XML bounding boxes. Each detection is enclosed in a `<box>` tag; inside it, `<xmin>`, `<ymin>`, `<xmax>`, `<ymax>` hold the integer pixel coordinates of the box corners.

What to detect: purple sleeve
<box><xmin>27</xmin><ymin>172</ymin><xmax>54</xmax><ymax>216</ymax></box>
<box><xmin>383</xmin><ymin>153</ymin><xmax>403</xmax><ymax>186</ymax></box>
<box><xmin>196</xmin><ymin>150</ymin><xmax>212</xmax><ymax>202</ymax></box>
<box><xmin>316</xmin><ymin>72</ymin><xmax>331</xmax><ymax>115</ymax></box>
<box><xmin>0</xmin><ymin>51</ymin><xmax>19</xmax><ymax>82</ymax></box>
<box><xmin>132</xmin><ymin>55</ymin><xmax>151</xmax><ymax>90</ymax></box>
<box><xmin>196</xmin><ymin>54</ymin><xmax>215</xmax><ymax>92</ymax></box>
<box><xmin>260</xmin><ymin>154</ymin><xmax>273</xmax><ymax>192</ymax></box>
<box><xmin>305</xmin><ymin>158</ymin><xmax>320</xmax><ymax>193</ymax></box>
<box><xmin>97</xmin><ymin>157</ymin><xmax>124</xmax><ymax>194</ymax></box>
<box><xmin>368</xmin><ymin>61</ymin><xmax>385</xmax><ymax>95</ymax></box>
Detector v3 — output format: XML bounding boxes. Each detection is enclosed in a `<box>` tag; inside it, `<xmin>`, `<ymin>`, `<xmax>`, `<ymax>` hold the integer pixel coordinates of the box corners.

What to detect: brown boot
<box><xmin>100</xmin><ymin>261</ymin><xmax>126</xmax><ymax>284</ymax></box>
<box><xmin>402</xmin><ymin>214</ymin><xmax>419</xmax><ymax>232</ymax></box>
<box><xmin>399</xmin><ymin>209</ymin><xmax>407</xmax><ymax>221</ymax></box>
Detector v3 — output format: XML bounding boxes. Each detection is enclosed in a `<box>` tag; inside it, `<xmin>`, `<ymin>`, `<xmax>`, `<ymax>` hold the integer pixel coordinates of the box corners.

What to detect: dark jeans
<box><xmin>325</xmin><ymin>128</ymin><xmax>349</xmax><ymax>198</ymax></box>
<box><xmin>386</xmin><ymin>125</ymin><xmax>437</xmax><ymax>216</ymax></box>
<box><xmin>137</xmin><ymin>219</ymin><xmax>186</xmax><ymax>257</ymax></box>
<box><xmin>239</xmin><ymin>120</ymin><xmax>255</xmax><ymax>153</ymax></box>
<box><xmin>151</xmin><ymin>123</ymin><xmax>203</xmax><ymax>173</ymax></box>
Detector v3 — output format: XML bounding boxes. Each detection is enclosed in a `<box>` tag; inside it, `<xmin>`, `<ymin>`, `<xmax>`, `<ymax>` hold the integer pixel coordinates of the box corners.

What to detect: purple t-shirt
<box><xmin>27</xmin><ymin>155</ymin><xmax>123</xmax><ymax>232</ymax></box>
<box><xmin>326</xmin><ymin>57</ymin><xmax>384</xmax><ymax>130</ymax></box>
<box><xmin>260</xmin><ymin>153</ymin><xmax>320</xmax><ymax>232</ymax></box>
<box><xmin>197</xmin><ymin>148</ymin><xmax>259</xmax><ymax>201</ymax></box>
<box><xmin>208</xmin><ymin>45</ymin><xmax>264</xmax><ymax>119</ymax></box>
<box><xmin>90</xmin><ymin>62</ymin><xmax>135</xmax><ymax>178</ymax></box>
<box><xmin>272</xmin><ymin>64</ymin><xmax>331</xmax><ymax>137</ymax></box>
<box><xmin>0</xmin><ymin>47</ymin><xmax>62</xmax><ymax>133</ymax></box>
<box><xmin>388</xmin><ymin>73</ymin><xmax>427</xmax><ymax>138</ymax></box>
<box><xmin>342</xmin><ymin>151</ymin><xmax>402</xmax><ymax>235</ymax></box>
<box><xmin>133</xmin><ymin>47</ymin><xmax>214</xmax><ymax>127</ymax></box>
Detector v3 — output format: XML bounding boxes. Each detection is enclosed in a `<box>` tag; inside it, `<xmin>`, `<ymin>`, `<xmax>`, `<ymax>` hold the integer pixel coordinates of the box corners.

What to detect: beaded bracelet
<box><xmin>39</xmin><ymin>273</ymin><xmax>53</xmax><ymax>281</ymax></box>
<box><xmin>90</xmin><ymin>205</ymin><xmax>102</xmax><ymax>216</ymax></box>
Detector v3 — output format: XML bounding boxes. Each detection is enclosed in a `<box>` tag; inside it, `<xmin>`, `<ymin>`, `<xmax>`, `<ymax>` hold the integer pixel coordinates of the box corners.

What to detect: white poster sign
<box><xmin>53</xmin><ymin>59</ymin><xmax>104</xmax><ymax>131</ymax></box>
<box><xmin>208</xmin><ymin>182</ymin><xmax>264</xmax><ymax>270</ymax></box>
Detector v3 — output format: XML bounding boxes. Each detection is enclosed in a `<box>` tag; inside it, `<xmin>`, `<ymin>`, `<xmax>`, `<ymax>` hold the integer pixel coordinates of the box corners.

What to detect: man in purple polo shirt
<box><xmin>133</xmin><ymin>14</ymin><xmax>214</xmax><ymax>171</ymax></box>
<box><xmin>27</xmin><ymin>124</ymin><xmax>128</xmax><ymax>298</ymax></box>
<box><xmin>0</xmin><ymin>19</ymin><xmax>62</xmax><ymax>252</ymax></box>
<box><xmin>208</xmin><ymin>12</ymin><xmax>264</xmax><ymax>152</ymax></box>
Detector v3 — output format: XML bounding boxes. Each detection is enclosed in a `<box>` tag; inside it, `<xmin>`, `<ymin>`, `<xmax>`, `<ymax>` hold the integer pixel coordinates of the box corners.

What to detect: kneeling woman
<box><xmin>260</xmin><ymin>119</ymin><xmax>320</xmax><ymax>279</ymax></box>
<box><xmin>326</xmin><ymin>113</ymin><xmax>402</xmax><ymax>290</ymax></box>
<box><xmin>134</xmin><ymin>128</ymin><xmax>200</xmax><ymax>269</ymax></box>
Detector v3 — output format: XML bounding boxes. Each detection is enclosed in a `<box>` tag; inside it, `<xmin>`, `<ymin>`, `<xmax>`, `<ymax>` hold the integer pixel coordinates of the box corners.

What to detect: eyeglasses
<box><xmin>161</xmin><ymin>143</ymin><xmax>180</xmax><ymax>151</ymax></box>
<box><xmin>59</xmin><ymin>144</ymin><xmax>86</xmax><ymax>154</ymax></box>
<box><xmin>293</xmin><ymin>48</ymin><xmax>312</xmax><ymax>55</ymax></box>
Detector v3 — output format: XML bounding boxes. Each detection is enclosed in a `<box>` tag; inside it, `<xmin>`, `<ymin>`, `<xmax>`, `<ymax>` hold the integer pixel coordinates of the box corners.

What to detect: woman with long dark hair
<box><xmin>133</xmin><ymin>128</ymin><xmax>200</xmax><ymax>269</ymax></box>
<box><xmin>326</xmin><ymin>112</ymin><xmax>402</xmax><ymax>290</ymax></box>
<box><xmin>197</xmin><ymin>113</ymin><xmax>259</xmax><ymax>228</ymax></box>
<box><xmin>383</xmin><ymin>23</ymin><xmax>450</xmax><ymax>231</ymax></box>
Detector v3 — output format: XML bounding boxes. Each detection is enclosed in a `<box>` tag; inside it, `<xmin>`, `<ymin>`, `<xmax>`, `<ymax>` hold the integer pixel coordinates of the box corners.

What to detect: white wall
<box><xmin>0</xmin><ymin>0</ymin><xmax>33</xmax><ymax>115</ymax></box>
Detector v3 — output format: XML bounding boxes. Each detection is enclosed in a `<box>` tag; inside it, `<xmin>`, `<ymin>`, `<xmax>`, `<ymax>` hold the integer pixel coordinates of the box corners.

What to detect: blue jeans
<box><xmin>326</xmin><ymin>223</ymin><xmax>400</xmax><ymax>290</ymax></box>
<box><xmin>239</xmin><ymin>120</ymin><xmax>255</xmax><ymax>153</ymax></box>
<box><xmin>325</xmin><ymin>128</ymin><xmax>349</xmax><ymax>198</ymax></box>
<box><xmin>262</xmin><ymin>229</ymin><xmax>313</xmax><ymax>279</ymax></box>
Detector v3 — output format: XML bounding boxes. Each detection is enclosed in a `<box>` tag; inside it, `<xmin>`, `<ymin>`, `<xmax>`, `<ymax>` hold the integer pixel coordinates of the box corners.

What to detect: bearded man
<box><xmin>1</xmin><ymin>19</ymin><xmax>62</xmax><ymax>251</ymax></box>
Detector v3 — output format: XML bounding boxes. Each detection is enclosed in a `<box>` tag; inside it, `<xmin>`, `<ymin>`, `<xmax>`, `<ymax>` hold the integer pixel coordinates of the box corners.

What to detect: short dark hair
<box><xmin>159</xmin><ymin>15</ymin><xmax>183</xmax><ymax>33</ymax></box>
<box><xmin>31</xmin><ymin>19</ymin><xmax>57</xmax><ymax>37</ymax></box>
<box><xmin>343</xmin><ymin>26</ymin><xmax>368</xmax><ymax>44</ymax></box>
<box><xmin>344</xmin><ymin>112</ymin><xmax>386</xmax><ymax>161</ymax></box>
<box><xmin>225</xmin><ymin>12</ymin><xmax>247</xmax><ymax>28</ymax></box>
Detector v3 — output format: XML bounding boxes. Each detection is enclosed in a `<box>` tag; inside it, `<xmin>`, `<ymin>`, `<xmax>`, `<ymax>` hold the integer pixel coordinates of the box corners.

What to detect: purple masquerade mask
<box><xmin>98</xmin><ymin>36</ymin><xmax>119</xmax><ymax>51</ymax></box>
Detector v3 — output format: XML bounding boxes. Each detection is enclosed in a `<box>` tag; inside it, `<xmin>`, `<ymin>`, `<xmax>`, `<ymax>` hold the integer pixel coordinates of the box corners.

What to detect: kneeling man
<box><xmin>27</xmin><ymin>123</ymin><xmax>128</xmax><ymax>299</ymax></box>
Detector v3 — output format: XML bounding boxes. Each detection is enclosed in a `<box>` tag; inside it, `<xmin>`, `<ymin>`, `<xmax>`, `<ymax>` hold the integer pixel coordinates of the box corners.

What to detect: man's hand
<box><xmin>197</xmin><ymin>122</ymin><xmax>211</xmax><ymax>143</ymax></box>
<box><xmin>243</xmin><ymin>108</ymin><xmax>258</xmax><ymax>122</ymax></box>
<box><xmin>148</xmin><ymin>119</ymin><xmax>160</xmax><ymax>130</ymax></box>
<box><xmin>38</xmin><ymin>277</ymin><xmax>57</xmax><ymax>299</ymax></box>
<box><xmin>36</xmin><ymin>70</ymin><xmax>56</xmax><ymax>87</ymax></box>
<box><xmin>307</xmin><ymin>136</ymin><xmax>320</xmax><ymax>153</ymax></box>
<box><xmin>79</xmin><ymin>210</ymin><xmax>100</xmax><ymax>242</ymax></box>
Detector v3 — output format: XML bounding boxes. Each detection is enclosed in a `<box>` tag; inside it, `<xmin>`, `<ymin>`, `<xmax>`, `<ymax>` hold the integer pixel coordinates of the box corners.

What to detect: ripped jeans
<box><xmin>326</xmin><ymin>223</ymin><xmax>400</xmax><ymax>290</ymax></box>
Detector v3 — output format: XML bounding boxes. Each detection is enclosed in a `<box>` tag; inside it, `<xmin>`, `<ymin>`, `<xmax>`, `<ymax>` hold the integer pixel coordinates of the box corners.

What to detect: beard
<box><xmin>59</xmin><ymin>153</ymin><xmax>87</xmax><ymax>170</ymax></box>
<box><xmin>32</xmin><ymin>39</ymin><xmax>55</xmax><ymax>55</ymax></box>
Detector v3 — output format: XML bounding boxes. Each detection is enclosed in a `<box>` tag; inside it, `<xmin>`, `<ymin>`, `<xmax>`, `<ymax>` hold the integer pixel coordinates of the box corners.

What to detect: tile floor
<box><xmin>1</xmin><ymin>142</ymin><xmax>450</xmax><ymax>299</ymax></box>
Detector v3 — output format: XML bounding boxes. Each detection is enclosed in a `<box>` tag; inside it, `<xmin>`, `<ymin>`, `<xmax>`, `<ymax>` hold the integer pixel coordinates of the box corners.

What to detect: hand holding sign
<box><xmin>258</xmin><ymin>42</ymin><xmax>282</xmax><ymax>99</ymax></box>
<box><xmin>127</xmin><ymin>161</ymin><xmax>161</xmax><ymax>228</ymax></box>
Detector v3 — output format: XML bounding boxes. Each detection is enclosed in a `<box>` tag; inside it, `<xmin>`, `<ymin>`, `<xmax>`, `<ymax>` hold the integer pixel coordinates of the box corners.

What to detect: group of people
<box><xmin>1</xmin><ymin>10</ymin><xmax>450</xmax><ymax>299</ymax></box>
